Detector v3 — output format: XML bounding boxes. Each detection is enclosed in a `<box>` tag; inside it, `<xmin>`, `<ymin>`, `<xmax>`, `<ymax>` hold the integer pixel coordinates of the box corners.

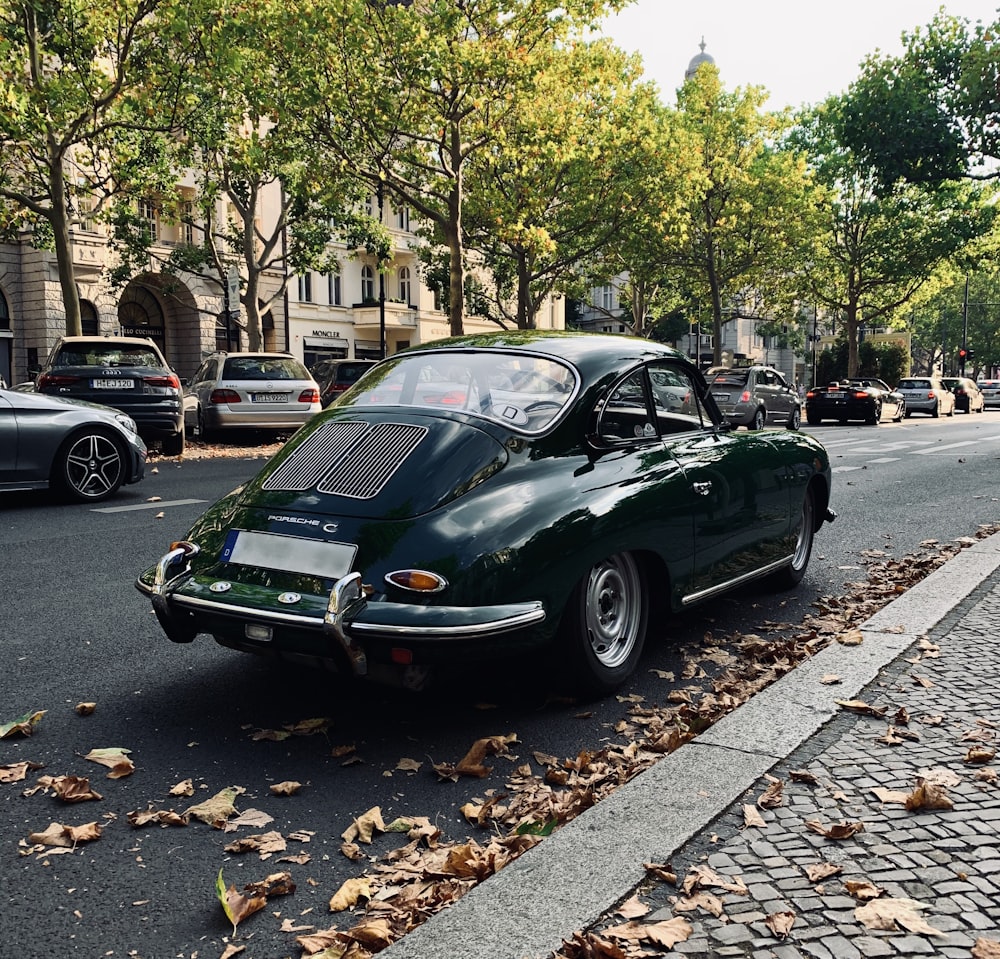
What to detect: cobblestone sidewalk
<box><xmin>585</xmin><ymin>583</ymin><xmax>1000</xmax><ymax>958</ymax></box>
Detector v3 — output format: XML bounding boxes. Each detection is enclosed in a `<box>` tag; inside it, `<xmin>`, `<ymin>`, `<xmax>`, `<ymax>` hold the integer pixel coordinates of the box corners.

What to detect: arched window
<box><xmin>80</xmin><ymin>300</ymin><xmax>99</xmax><ymax>336</ymax></box>
<box><xmin>398</xmin><ymin>266</ymin><xmax>411</xmax><ymax>304</ymax></box>
<box><xmin>0</xmin><ymin>288</ymin><xmax>9</xmax><ymax>330</ymax></box>
<box><xmin>361</xmin><ymin>265</ymin><xmax>375</xmax><ymax>302</ymax></box>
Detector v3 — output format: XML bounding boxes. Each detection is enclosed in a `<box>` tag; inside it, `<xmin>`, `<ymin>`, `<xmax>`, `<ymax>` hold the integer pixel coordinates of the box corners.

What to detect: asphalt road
<box><xmin>2</xmin><ymin>413</ymin><xmax>999</xmax><ymax>959</ymax></box>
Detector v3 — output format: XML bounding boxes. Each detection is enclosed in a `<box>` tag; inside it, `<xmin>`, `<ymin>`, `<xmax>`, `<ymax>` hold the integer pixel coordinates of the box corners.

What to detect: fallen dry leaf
<box><xmin>269</xmin><ymin>780</ymin><xmax>302</xmax><ymax>796</ymax></box>
<box><xmin>855</xmin><ymin>897</ymin><xmax>946</xmax><ymax>937</ymax></box>
<box><xmin>973</xmin><ymin>939</ymin><xmax>1000</xmax><ymax>959</ymax></box>
<box><xmin>28</xmin><ymin>820</ymin><xmax>102</xmax><ymax>847</ymax></box>
<box><xmin>216</xmin><ymin>868</ymin><xmax>266</xmax><ymax>935</ymax></box>
<box><xmin>74</xmin><ymin>703</ymin><xmax>96</xmax><ymax>716</ymax></box>
<box><xmin>844</xmin><ymin>879</ymin><xmax>884</xmax><ymax>901</ymax></box>
<box><xmin>965</xmin><ymin>746</ymin><xmax>997</xmax><ymax>764</ymax></box>
<box><xmin>0</xmin><ymin>709</ymin><xmax>46</xmax><ymax>739</ymax></box>
<box><xmin>904</xmin><ymin>778</ymin><xmax>954</xmax><ymax>811</ymax></box>
<box><xmin>1</xmin><ymin>761</ymin><xmax>44</xmax><ymax>783</ymax></box>
<box><xmin>185</xmin><ymin>786</ymin><xmax>244</xmax><ymax>828</ymax></box>
<box><xmin>804</xmin><ymin>862</ymin><xmax>842</xmax><ymax>882</ymax></box>
<box><xmin>742</xmin><ymin>804</ymin><xmax>766</xmax><ymax>828</ymax></box>
<box><xmin>329</xmin><ymin>877</ymin><xmax>372</xmax><ymax>912</ymax></box>
<box><xmin>765</xmin><ymin>911</ymin><xmax>795</xmax><ymax>938</ymax></box>
<box><xmin>342</xmin><ymin>806</ymin><xmax>386</xmax><ymax>844</ymax></box>
<box><xmin>805</xmin><ymin>819</ymin><xmax>865</xmax><ymax>840</ymax></box>
<box><xmin>83</xmin><ymin>747</ymin><xmax>134</xmax><ymax>779</ymax></box>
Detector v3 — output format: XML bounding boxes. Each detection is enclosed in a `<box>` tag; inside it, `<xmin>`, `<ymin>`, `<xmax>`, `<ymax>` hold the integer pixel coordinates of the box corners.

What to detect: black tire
<box><xmin>905</xmin><ymin>410</ymin><xmax>912</xmax><ymax>418</ymax></box>
<box><xmin>160</xmin><ymin>430</ymin><xmax>185</xmax><ymax>456</ymax></box>
<box><xmin>947</xmin><ymin>404</ymin><xmax>955</xmax><ymax>417</ymax></box>
<box><xmin>932</xmin><ymin>403</ymin><xmax>940</xmax><ymax>418</ymax></box>
<box><xmin>787</xmin><ymin>407</ymin><xmax>801</xmax><ymax>431</ymax></box>
<box><xmin>806</xmin><ymin>413</ymin><xmax>821</xmax><ymax>426</ymax></box>
<box><xmin>768</xmin><ymin>485</ymin><xmax>816</xmax><ymax>590</ymax></box>
<box><xmin>197</xmin><ymin>408</ymin><xmax>217</xmax><ymax>442</ymax></box>
<box><xmin>54</xmin><ymin>430</ymin><xmax>126</xmax><ymax>502</ymax></box>
<box><xmin>751</xmin><ymin>407</ymin><xmax>766</xmax><ymax>431</ymax></box>
<box><xmin>894</xmin><ymin>403</ymin><xmax>905</xmax><ymax>423</ymax></box>
<box><xmin>865</xmin><ymin>402</ymin><xmax>881</xmax><ymax>425</ymax></box>
<box><xmin>563</xmin><ymin>552</ymin><xmax>648</xmax><ymax>696</ymax></box>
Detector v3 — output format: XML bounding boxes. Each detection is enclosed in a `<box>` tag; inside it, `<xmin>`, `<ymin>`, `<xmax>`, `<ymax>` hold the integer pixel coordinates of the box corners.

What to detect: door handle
<box><xmin>693</xmin><ymin>481</ymin><xmax>712</xmax><ymax>496</ymax></box>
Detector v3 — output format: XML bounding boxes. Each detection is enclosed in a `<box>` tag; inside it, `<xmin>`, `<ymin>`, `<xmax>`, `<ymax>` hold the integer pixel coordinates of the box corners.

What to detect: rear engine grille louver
<box><xmin>262</xmin><ymin>420</ymin><xmax>427</xmax><ymax>500</ymax></box>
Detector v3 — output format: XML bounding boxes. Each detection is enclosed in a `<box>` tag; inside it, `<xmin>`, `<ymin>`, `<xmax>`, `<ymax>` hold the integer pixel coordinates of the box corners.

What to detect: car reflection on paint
<box><xmin>137</xmin><ymin>332</ymin><xmax>835</xmax><ymax>696</ymax></box>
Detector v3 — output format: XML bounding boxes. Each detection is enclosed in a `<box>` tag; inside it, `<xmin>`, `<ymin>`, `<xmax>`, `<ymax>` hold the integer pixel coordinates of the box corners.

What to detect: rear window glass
<box><xmin>223</xmin><ymin>356</ymin><xmax>309</xmax><ymax>380</ymax></box>
<box><xmin>709</xmin><ymin>371</ymin><xmax>749</xmax><ymax>387</ymax></box>
<box><xmin>343</xmin><ymin>350</ymin><xmax>578</xmax><ymax>433</ymax></box>
<box><xmin>897</xmin><ymin>379</ymin><xmax>931</xmax><ymax>389</ymax></box>
<box><xmin>55</xmin><ymin>343</ymin><xmax>164</xmax><ymax>368</ymax></box>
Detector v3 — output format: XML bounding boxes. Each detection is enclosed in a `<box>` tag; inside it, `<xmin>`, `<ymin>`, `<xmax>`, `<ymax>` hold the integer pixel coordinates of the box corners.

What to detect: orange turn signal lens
<box><xmin>385</xmin><ymin>569</ymin><xmax>448</xmax><ymax>593</ymax></box>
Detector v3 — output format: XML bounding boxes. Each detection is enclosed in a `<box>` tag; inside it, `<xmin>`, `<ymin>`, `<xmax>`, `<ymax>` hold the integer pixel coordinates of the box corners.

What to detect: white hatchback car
<box><xmin>184</xmin><ymin>352</ymin><xmax>321</xmax><ymax>438</ymax></box>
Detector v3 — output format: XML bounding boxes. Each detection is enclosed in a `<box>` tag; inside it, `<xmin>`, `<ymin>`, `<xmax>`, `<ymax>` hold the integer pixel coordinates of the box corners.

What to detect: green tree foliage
<box><xmin>108</xmin><ymin>0</ymin><xmax>388</xmax><ymax>350</ymax></box>
<box><xmin>297</xmin><ymin>0</ymin><xmax>625</xmax><ymax>337</ymax></box>
<box><xmin>789</xmin><ymin>95</ymin><xmax>995</xmax><ymax>377</ymax></box>
<box><xmin>840</xmin><ymin>11</ymin><xmax>999</xmax><ymax>190</ymax></box>
<box><xmin>665</xmin><ymin>65</ymin><xmax>821</xmax><ymax>364</ymax></box>
<box><xmin>0</xmin><ymin>0</ymin><xmax>205</xmax><ymax>334</ymax></box>
<box><xmin>461</xmin><ymin>40</ymin><xmax>672</xmax><ymax>330</ymax></box>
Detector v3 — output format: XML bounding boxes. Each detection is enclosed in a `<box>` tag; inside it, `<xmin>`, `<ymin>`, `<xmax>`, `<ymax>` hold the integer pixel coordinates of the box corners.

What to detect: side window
<box><xmin>595</xmin><ymin>363</ymin><xmax>710</xmax><ymax>443</ymax></box>
<box><xmin>649</xmin><ymin>363</ymin><xmax>709</xmax><ymax>434</ymax></box>
<box><xmin>596</xmin><ymin>369</ymin><xmax>655</xmax><ymax>443</ymax></box>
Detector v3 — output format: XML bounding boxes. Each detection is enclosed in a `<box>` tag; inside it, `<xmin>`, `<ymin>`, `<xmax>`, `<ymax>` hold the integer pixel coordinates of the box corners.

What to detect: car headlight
<box><xmin>115</xmin><ymin>412</ymin><xmax>138</xmax><ymax>435</ymax></box>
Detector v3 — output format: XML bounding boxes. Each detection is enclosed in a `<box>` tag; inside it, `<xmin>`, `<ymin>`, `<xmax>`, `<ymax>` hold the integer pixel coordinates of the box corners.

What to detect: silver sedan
<box><xmin>0</xmin><ymin>387</ymin><xmax>147</xmax><ymax>501</ymax></box>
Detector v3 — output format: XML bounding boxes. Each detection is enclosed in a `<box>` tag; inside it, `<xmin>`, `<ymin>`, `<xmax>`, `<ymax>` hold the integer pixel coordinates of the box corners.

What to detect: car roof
<box><xmin>410</xmin><ymin>331</ymin><xmax>690</xmax><ymax>378</ymax></box>
<box><xmin>55</xmin><ymin>335</ymin><xmax>159</xmax><ymax>347</ymax></box>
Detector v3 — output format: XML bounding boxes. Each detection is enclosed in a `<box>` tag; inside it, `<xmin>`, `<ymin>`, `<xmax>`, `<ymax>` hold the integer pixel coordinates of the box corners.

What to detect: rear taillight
<box><xmin>144</xmin><ymin>373</ymin><xmax>180</xmax><ymax>389</ymax></box>
<box><xmin>740</xmin><ymin>390</ymin><xmax>751</xmax><ymax>402</ymax></box>
<box><xmin>806</xmin><ymin>390</ymin><xmax>817</xmax><ymax>399</ymax></box>
<box><xmin>210</xmin><ymin>388</ymin><xmax>242</xmax><ymax>404</ymax></box>
<box><xmin>927</xmin><ymin>391</ymin><xmax>936</xmax><ymax>398</ymax></box>
<box><xmin>38</xmin><ymin>373</ymin><xmax>80</xmax><ymax>388</ymax></box>
<box><xmin>853</xmin><ymin>391</ymin><xmax>868</xmax><ymax>399</ymax></box>
<box><xmin>298</xmin><ymin>388</ymin><xmax>320</xmax><ymax>403</ymax></box>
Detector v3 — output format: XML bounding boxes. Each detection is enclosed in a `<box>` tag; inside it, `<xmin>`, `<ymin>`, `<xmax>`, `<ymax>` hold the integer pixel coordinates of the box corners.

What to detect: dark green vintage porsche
<box><xmin>137</xmin><ymin>332</ymin><xmax>835</xmax><ymax>694</ymax></box>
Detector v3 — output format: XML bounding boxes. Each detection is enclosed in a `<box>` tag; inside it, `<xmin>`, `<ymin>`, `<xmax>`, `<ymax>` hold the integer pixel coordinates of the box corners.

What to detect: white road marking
<box><xmin>93</xmin><ymin>498</ymin><xmax>207</xmax><ymax>513</ymax></box>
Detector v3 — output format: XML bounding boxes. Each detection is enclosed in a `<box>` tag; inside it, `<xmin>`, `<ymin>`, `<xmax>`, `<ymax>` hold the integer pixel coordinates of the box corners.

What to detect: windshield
<box><xmin>341</xmin><ymin>350</ymin><xmax>578</xmax><ymax>432</ymax></box>
<box><xmin>223</xmin><ymin>356</ymin><xmax>310</xmax><ymax>380</ymax></box>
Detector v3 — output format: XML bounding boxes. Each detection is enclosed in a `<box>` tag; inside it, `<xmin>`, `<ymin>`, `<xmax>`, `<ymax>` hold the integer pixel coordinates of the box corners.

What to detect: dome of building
<box><xmin>685</xmin><ymin>38</ymin><xmax>715</xmax><ymax>81</ymax></box>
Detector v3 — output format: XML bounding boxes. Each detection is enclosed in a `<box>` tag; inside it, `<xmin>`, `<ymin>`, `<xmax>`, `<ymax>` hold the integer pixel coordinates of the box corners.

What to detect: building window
<box><xmin>599</xmin><ymin>285</ymin><xmax>615</xmax><ymax>311</ymax></box>
<box><xmin>396</xmin><ymin>205</ymin><xmax>410</xmax><ymax>231</ymax></box>
<box><xmin>77</xmin><ymin>196</ymin><xmax>97</xmax><ymax>233</ymax></box>
<box><xmin>80</xmin><ymin>300</ymin><xmax>99</xmax><ymax>336</ymax></box>
<box><xmin>328</xmin><ymin>272</ymin><xmax>341</xmax><ymax>306</ymax></box>
<box><xmin>138</xmin><ymin>199</ymin><xmax>158</xmax><ymax>243</ymax></box>
<box><xmin>361</xmin><ymin>265</ymin><xmax>375</xmax><ymax>302</ymax></box>
<box><xmin>182</xmin><ymin>201</ymin><xmax>195</xmax><ymax>245</ymax></box>
<box><xmin>298</xmin><ymin>273</ymin><xmax>313</xmax><ymax>303</ymax></box>
<box><xmin>398</xmin><ymin>266</ymin><xmax>411</xmax><ymax>304</ymax></box>
<box><xmin>367</xmin><ymin>195</ymin><xmax>378</xmax><ymax>219</ymax></box>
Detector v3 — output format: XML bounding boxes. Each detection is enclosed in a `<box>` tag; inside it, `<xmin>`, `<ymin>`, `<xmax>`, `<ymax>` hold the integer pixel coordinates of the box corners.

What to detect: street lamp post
<box><xmin>377</xmin><ymin>182</ymin><xmax>386</xmax><ymax>360</ymax></box>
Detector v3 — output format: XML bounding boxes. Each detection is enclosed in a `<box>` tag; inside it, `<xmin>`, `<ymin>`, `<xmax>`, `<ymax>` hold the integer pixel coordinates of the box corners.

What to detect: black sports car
<box><xmin>805</xmin><ymin>378</ymin><xmax>905</xmax><ymax>425</ymax></box>
<box><xmin>138</xmin><ymin>332</ymin><xmax>836</xmax><ymax>695</ymax></box>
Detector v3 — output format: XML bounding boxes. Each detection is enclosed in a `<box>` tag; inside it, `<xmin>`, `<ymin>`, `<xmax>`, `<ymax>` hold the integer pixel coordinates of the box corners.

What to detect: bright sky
<box><xmin>599</xmin><ymin>1</ymin><xmax>1000</xmax><ymax>110</ymax></box>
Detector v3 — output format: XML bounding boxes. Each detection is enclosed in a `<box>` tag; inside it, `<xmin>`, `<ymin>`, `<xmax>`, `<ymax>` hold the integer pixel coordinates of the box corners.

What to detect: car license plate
<box><xmin>713</xmin><ymin>393</ymin><xmax>731</xmax><ymax>403</ymax></box>
<box><xmin>221</xmin><ymin>529</ymin><xmax>356</xmax><ymax>579</ymax></box>
<box><xmin>828</xmin><ymin>392</ymin><xmax>845</xmax><ymax>399</ymax></box>
<box><xmin>252</xmin><ymin>393</ymin><xmax>289</xmax><ymax>403</ymax></box>
<box><xmin>92</xmin><ymin>378</ymin><xmax>133</xmax><ymax>389</ymax></box>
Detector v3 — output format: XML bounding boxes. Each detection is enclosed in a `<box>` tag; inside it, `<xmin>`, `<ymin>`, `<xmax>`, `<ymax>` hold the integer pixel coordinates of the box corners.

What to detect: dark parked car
<box><xmin>1</xmin><ymin>384</ymin><xmax>146</xmax><ymax>501</ymax></box>
<box><xmin>137</xmin><ymin>332</ymin><xmax>835</xmax><ymax>695</ymax></box>
<box><xmin>35</xmin><ymin>336</ymin><xmax>184</xmax><ymax>455</ymax></box>
<box><xmin>941</xmin><ymin>376</ymin><xmax>985</xmax><ymax>414</ymax></box>
<box><xmin>311</xmin><ymin>358</ymin><xmax>378</xmax><ymax>407</ymax></box>
<box><xmin>706</xmin><ymin>365</ymin><xmax>801</xmax><ymax>430</ymax></box>
<box><xmin>805</xmin><ymin>378</ymin><xmax>905</xmax><ymax>425</ymax></box>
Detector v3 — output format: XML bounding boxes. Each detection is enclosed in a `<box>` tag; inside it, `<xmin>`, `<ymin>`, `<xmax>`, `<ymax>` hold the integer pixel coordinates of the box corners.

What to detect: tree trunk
<box><xmin>845</xmin><ymin>305</ymin><xmax>860</xmax><ymax>377</ymax></box>
<box><xmin>516</xmin><ymin>249</ymin><xmax>532</xmax><ymax>329</ymax></box>
<box><xmin>50</xmin><ymin>159</ymin><xmax>82</xmax><ymax>336</ymax></box>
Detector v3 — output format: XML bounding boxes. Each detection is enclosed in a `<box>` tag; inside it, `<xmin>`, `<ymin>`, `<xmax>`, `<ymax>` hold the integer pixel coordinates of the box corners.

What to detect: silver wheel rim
<box><xmin>584</xmin><ymin>553</ymin><xmax>643</xmax><ymax>669</ymax></box>
<box><xmin>65</xmin><ymin>433</ymin><xmax>123</xmax><ymax>498</ymax></box>
<box><xmin>791</xmin><ymin>491</ymin><xmax>815</xmax><ymax>571</ymax></box>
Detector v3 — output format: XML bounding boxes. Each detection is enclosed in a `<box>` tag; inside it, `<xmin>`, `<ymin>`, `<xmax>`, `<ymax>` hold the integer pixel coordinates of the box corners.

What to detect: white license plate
<box><xmin>92</xmin><ymin>378</ymin><xmax>133</xmax><ymax>389</ymax></box>
<box><xmin>713</xmin><ymin>393</ymin><xmax>731</xmax><ymax>403</ymax></box>
<box><xmin>252</xmin><ymin>393</ymin><xmax>289</xmax><ymax>403</ymax></box>
<box><xmin>221</xmin><ymin>530</ymin><xmax>356</xmax><ymax>579</ymax></box>
<box><xmin>828</xmin><ymin>392</ymin><xmax>845</xmax><ymax>399</ymax></box>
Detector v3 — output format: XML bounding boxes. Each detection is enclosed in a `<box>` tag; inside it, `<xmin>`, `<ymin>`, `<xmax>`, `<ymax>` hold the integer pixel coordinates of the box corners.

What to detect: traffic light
<box><xmin>959</xmin><ymin>348</ymin><xmax>968</xmax><ymax>359</ymax></box>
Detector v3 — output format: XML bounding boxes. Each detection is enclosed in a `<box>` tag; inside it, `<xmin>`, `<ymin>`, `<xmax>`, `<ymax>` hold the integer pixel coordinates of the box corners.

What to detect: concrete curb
<box><xmin>381</xmin><ymin>532</ymin><xmax>1000</xmax><ymax>959</ymax></box>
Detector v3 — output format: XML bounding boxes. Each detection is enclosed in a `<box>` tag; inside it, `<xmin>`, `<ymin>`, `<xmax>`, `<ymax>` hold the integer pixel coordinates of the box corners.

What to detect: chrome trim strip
<box><xmin>349</xmin><ymin>606</ymin><xmax>546</xmax><ymax>637</ymax></box>
<box><xmin>680</xmin><ymin>556</ymin><xmax>792</xmax><ymax>606</ymax></box>
<box><xmin>166</xmin><ymin>593</ymin><xmax>546</xmax><ymax>636</ymax></box>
